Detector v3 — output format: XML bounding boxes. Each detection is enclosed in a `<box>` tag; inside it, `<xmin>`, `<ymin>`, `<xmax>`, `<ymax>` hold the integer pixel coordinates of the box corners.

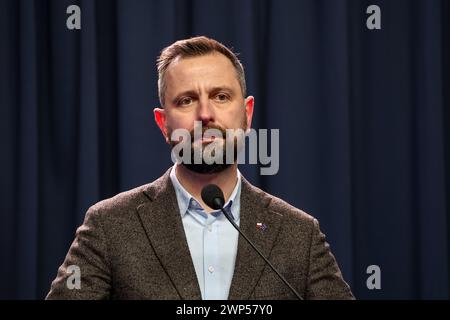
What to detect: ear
<box><xmin>244</xmin><ymin>96</ymin><xmax>254</xmax><ymax>132</ymax></box>
<box><xmin>153</xmin><ymin>107</ymin><xmax>169</xmax><ymax>143</ymax></box>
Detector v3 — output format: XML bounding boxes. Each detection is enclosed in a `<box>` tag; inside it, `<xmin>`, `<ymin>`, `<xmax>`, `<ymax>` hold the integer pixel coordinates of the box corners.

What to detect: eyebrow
<box><xmin>171</xmin><ymin>86</ymin><xmax>236</xmax><ymax>104</ymax></box>
<box><xmin>209</xmin><ymin>86</ymin><xmax>235</xmax><ymax>96</ymax></box>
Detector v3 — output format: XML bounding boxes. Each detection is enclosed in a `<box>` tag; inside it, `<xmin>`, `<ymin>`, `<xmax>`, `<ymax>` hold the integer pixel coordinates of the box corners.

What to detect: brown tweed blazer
<box><xmin>46</xmin><ymin>168</ymin><xmax>354</xmax><ymax>300</ymax></box>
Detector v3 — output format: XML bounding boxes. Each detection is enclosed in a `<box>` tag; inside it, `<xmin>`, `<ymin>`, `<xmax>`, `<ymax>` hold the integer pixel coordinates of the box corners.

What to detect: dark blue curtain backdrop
<box><xmin>1</xmin><ymin>0</ymin><xmax>449</xmax><ymax>299</ymax></box>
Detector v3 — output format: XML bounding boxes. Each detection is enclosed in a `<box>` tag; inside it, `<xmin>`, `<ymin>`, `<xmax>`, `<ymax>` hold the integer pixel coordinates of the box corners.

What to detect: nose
<box><xmin>197</xmin><ymin>97</ymin><xmax>215</xmax><ymax>126</ymax></box>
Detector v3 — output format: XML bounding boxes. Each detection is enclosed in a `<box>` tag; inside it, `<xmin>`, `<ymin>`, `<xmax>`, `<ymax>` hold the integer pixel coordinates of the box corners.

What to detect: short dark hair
<box><xmin>157</xmin><ymin>36</ymin><xmax>246</xmax><ymax>106</ymax></box>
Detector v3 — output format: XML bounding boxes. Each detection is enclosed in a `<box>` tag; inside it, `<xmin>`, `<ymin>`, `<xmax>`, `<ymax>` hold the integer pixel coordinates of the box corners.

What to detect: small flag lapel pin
<box><xmin>256</xmin><ymin>222</ymin><xmax>267</xmax><ymax>231</ymax></box>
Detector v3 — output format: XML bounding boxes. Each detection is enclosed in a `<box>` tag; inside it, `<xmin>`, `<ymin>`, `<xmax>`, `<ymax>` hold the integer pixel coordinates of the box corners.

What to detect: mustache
<box><xmin>166</xmin><ymin>117</ymin><xmax>248</xmax><ymax>147</ymax></box>
<box><xmin>189</xmin><ymin>124</ymin><xmax>227</xmax><ymax>143</ymax></box>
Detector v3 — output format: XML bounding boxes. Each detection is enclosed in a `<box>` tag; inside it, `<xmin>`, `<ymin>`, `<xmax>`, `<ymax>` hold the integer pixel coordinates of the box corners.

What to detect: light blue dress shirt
<box><xmin>169</xmin><ymin>165</ymin><xmax>241</xmax><ymax>300</ymax></box>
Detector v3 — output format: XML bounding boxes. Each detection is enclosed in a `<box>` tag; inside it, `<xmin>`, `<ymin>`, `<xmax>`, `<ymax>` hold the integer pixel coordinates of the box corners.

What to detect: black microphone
<box><xmin>201</xmin><ymin>184</ymin><xmax>303</xmax><ymax>300</ymax></box>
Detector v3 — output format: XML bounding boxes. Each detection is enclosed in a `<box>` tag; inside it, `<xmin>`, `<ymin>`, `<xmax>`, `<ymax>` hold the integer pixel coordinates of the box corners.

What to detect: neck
<box><xmin>175</xmin><ymin>163</ymin><xmax>238</xmax><ymax>212</ymax></box>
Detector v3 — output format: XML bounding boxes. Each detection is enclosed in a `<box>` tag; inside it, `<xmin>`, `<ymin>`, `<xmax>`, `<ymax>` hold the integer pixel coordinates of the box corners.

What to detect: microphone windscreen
<box><xmin>201</xmin><ymin>184</ymin><xmax>225</xmax><ymax>209</ymax></box>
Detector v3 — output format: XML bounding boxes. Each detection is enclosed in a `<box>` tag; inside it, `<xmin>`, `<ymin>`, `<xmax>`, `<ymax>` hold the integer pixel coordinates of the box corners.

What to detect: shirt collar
<box><xmin>169</xmin><ymin>164</ymin><xmax>241</xmax><ymax>221</ymax></box>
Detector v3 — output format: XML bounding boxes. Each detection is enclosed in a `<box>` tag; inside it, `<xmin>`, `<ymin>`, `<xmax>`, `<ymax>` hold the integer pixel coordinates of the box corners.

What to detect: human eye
<box><xmin>177</xmin><ymin>96</ymin><xmax>194</xmax><ymax>106</ymax></box>
<box><xmin>214</xmin><ymin>93</ymin><xmax>230</xmax><ymax>103</ymax></box>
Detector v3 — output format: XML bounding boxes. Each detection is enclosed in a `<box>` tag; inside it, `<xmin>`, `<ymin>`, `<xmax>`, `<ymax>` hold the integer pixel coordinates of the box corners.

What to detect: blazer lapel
<box><xmin>136</xmin><ymin>169</ymin><xmax>202</xmax><ymax>300</ymax></box>
<box><xmin>228</xmin><ymin>178</ymin><xmax>284</xmax><ymax>300</ymax></box>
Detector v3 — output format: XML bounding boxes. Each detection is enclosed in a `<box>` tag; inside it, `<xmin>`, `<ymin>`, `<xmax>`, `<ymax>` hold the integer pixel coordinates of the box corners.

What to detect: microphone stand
<box><xmin>215</xmin><ymin>199</ymin><xmax>303</xmax><ymax>300</ymax></box>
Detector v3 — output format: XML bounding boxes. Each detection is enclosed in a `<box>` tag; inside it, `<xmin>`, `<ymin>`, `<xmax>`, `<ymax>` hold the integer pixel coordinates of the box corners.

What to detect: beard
<box><xmin>167</xmin><ymin>117</ymin><xmax>247</xmax><ymax>174</ymax></box>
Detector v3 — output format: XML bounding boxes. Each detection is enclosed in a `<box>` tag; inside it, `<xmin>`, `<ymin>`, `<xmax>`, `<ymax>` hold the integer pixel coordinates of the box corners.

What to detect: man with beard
<box><xmin>47</xmin><ymin>36</ymin><xmax>354</xmax><ymax>300</ymax></box>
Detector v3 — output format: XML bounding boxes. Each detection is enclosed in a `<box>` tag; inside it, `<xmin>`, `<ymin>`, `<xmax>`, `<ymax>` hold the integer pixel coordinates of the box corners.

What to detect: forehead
<box><xmin>164</xmin><ymin>53</ymin><xmax>240</xmax><ymax>92</ymax></box>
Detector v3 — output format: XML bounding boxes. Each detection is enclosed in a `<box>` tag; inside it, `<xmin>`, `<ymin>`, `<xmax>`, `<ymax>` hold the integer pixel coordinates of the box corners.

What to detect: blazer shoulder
<box><xmin>89</xmin><ymin>184</ymin><xmax>150</xmax><ymax>214</ymax></box>
<box><xmin>243</xmin><ymin>178</ymin><xmax>316</xmax><ymax>225</ymax></box>
<box><xmin>87</xmin><ymin>169</ymin><xmax>172</xmax><ymax>219</ymax></box>
<box><xmin>269</xmin><ymin>194</ymin><xmax>315</xmax><ymax>222</ymax></box>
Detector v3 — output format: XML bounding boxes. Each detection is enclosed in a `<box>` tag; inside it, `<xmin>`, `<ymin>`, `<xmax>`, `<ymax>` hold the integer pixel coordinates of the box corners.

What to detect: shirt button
<box><xmin>208</xmin><ymin>266</ymin><xmax>214</xmax><ymax>273</ymax></box>
<box><xmin>207</xmin><ymin>225</ymin><xmax>212</xmax><ymax>232</ymax></box>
